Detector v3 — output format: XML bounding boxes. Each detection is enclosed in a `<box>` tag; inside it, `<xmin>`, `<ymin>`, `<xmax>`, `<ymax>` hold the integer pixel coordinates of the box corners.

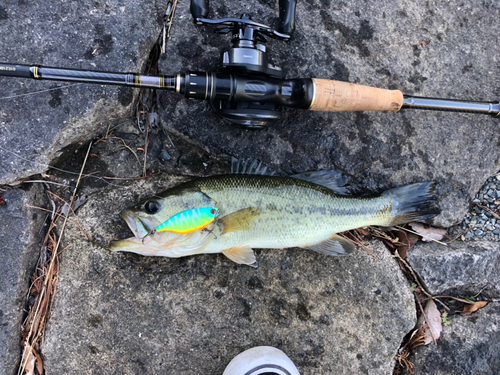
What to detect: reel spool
<box><xmin>190</xmin><ymin>0</ymin><xmax>296</xmax><ymax>128</ymax></box>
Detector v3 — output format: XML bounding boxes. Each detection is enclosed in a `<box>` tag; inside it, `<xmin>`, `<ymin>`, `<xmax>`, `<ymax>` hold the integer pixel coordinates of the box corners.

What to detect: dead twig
<box><xmin>143</xmin><ymin>121</ymin><xmax>150</xmax><ymax>177</ymax></box>
<box><xmin>166</xmin><ymin>0</ymin><xmax>178</xmax><ymax>39</ymax></box>
<box><xmin>474</xmin><ymin>202</ymin><xmax>500</xmax><ymax>220</ymax></box>
<box><xmin>18</xmin><ymin>143</ymin><xmax>92</xmax><ymax>375</ymax></box>
<box><xmin>102</xmin><ymin>170</ymin><xmax>161</xmax><ymax>180</ymax></box>
<box><xmin>431</xmin><ymin>295</ymin><xmax>480</xmax><ymax>304</ymax></box>
<box><xmin>392</xmin><ymin>251</ymin><xmax>450</xmax><ymax>312</ymax></box>
<box><xmin>395</xmin><ymin>327</ymin><xmax>427</xmax><ymax>374</ymax></box>
<box><xmin>26</xmin><ymin>205</ymin><xmax>83</xmax><ymax>233</ymax></box>
<box><xmin>339</xmin><ymin>229</ymin><xmax>376</xmax><ymax>257</ymax></box>
<box><xmin>45</xmin><ymin>192</ymin><xmax>89</xmax><ymax>240</ymax></box>
<box><xmin>444</xmin><ymin>231</ymin><xmax>463</xmax><ymax>244</ymax></box>
<box><xmin>395</xmin><ymin>225</ymin><xmax>448</xmax><ymax>246</ymax></box>
<box><xmin>108</xmin><ymin>136</ymin><xmax>142</xmax><ymax>168</ymax></box>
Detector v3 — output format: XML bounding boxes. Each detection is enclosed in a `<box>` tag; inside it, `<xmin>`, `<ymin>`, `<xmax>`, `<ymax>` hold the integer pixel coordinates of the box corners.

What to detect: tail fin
<box><xmin>382</xmin><ymin>182</ymin><xmax>441</xmax><ymax>225</ymax></box>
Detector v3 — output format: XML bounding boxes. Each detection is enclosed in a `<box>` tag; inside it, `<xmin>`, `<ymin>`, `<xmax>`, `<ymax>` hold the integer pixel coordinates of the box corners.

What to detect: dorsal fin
<box><xmin>291</xmin><ymin>170</ymin><xmax>349</xmax><ymax>195</ymax></box>
<box><xmin>231</xmin><ymin>157</ymin><xmax>274</xmax><ymax>175</ymax></box>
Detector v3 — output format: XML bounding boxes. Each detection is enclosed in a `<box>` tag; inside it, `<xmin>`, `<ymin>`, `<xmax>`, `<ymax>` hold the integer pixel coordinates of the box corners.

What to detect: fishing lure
<box><xmin>142</xmin><ymin>207</ymin><xmax>220</xmax><ymax>243</ymax></box>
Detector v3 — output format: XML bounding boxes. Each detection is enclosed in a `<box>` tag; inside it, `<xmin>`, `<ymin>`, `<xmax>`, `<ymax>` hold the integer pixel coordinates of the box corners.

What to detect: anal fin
<box><xmin>222</xmin><ymin>246</ymin><xmax>257</xmax><ymax>266</ymax></box>
<box><xmin>306</xmin><ymin>234</ymin><xmax>355</xmax><ymax>256</ymax></box>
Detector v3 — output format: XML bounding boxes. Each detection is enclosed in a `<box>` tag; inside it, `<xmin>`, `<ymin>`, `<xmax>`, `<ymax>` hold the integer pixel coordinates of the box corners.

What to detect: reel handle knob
<box><xmin>191</xmin><ymin>0</ymin><xmax>209</xmax><ymax>20</ymax></box>
<box><xmin>278</xmin><ymin>0</ymin><xmax>297</xmax><ymax>36</ymax></box>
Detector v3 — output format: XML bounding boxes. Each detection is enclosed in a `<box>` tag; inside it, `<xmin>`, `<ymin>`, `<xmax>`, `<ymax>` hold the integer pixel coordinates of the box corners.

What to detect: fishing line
<box><xmin>0</xmin><ymin>83</ymin><xmax>81</xmax><ymax>100</ymax></box>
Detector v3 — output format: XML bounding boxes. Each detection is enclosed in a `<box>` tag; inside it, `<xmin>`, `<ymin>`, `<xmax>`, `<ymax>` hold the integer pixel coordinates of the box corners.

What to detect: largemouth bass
<box><xmin>110</xmin><ymin>168</ymin><xmax>440</xmax><ymax>266</ymax></box>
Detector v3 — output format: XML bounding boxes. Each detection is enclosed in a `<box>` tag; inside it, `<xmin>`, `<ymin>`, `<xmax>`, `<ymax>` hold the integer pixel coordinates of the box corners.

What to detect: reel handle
<box><xmin>190</xmin><ymin>0</ymin><xmax>209</xmax><ymax>19</ymax></box>
<box><xmin>278</xmin><ymin>0</ymin><xmax>297</xmax><ymax>36</ymax></box>
<box><xmin>190</xmin><ymin>0</ymin><xmax>296</xmax><ymax>37</ymax></box>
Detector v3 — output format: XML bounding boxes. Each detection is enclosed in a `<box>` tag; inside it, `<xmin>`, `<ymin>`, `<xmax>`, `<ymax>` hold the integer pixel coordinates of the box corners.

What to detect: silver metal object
<box><xmin>402</xmin><ymin>96</ymin><xmax>500</xmax><ymax>117</ymax></box>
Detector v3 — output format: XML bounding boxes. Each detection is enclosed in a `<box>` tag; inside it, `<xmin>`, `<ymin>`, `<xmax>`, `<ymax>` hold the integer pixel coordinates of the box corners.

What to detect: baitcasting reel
<box><xmin>190</xmin><ymin>0</ymin><xmax>297</xmax><ymax>127</ymax></box>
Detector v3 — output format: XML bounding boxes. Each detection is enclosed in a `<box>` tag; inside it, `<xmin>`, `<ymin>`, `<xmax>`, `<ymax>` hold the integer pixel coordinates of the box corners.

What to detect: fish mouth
<box><xmin>120</xmin><ymin>210</ymin><xmax>155</xmax><ymax>239</ymax></box>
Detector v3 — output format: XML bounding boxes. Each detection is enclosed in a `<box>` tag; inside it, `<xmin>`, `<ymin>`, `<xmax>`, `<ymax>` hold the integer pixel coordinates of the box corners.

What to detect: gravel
<box><xmin>448</xmin><ymin>175</ymin><xmax>500</xmax><ymax>241</ymax></box>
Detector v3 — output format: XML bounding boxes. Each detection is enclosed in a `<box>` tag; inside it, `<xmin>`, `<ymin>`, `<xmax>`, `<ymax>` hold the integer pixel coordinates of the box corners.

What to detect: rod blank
<box><xmin>402</xmin><ymin>96</ymin><xmax>500</xmax><ymax>116</ymax></box>
<box><xmin>0</xmin><ymin>63</ymin><xmax>176</xmax><ymax>90</ymax></box>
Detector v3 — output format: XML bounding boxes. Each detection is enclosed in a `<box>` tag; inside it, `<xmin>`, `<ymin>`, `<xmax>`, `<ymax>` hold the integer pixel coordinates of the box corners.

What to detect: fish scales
<box><xmin>189</xmin><ymin>175</ymin><xmax>393</xmax><ymax>250</ymax></box>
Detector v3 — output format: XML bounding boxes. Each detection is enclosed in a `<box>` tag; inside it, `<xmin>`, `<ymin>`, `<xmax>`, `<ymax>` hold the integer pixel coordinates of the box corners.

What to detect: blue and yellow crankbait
<box><xmin>142</xmin><ymin>207</ymin><xmax>220</xmax><ymax>243</ymax></box>
<box><xmin>156</xmin><ymin>207</ymin><xmax>220</xmax><ymax>234</ymax></box>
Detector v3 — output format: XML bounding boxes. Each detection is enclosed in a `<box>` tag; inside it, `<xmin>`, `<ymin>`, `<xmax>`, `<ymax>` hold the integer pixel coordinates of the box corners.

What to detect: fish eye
<box><xmin>144</xmin><ymin>201</ymin><xmax>160</xmax><ymax>214</ymax></box>
<box><xmin>210</xmin><ymin>208</ymin><xmax>216</xmax><ymax>215</ymax></box>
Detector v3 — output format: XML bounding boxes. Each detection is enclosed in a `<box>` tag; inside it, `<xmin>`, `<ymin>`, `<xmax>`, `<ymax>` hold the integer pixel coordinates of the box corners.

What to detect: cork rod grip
<box><xmin>309</xmin><ymin>78</ymin><xmax>404</xmax><ymax>112</ymax></box>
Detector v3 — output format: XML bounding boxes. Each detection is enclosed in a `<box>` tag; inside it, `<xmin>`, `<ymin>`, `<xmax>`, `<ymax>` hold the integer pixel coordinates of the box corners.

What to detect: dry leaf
<box><xmin>461</xmin><ymin>301</ymin><xmax>489</xmax><ymax>316</ymax></box>
<box><xmin>20</xmin><ymin>345</ymin><xmax>36</xmax><ymax>375</ymax></box>
<box><xmin>416</xmin><ymin>299</ymin><xmax>442</xmax><ymax>344</ymax></box>
<box><xmin>355</xmin><ymin>227</ymin><xmax>372</xmax><ymax>238</ymax></box>
<box><xmin>34</xmin><ymin>349</ymin><xmax>44</xmax><ymax>374</ymax></box>
<box><xmin>409</xmin><ymin>223</ymin><xmax>447</xmax><ymax>242</ymax></box>
<box><xmin>393</xmin><ymin>229</ymin><xmax>419</xmax><ymax>259</ymax></box>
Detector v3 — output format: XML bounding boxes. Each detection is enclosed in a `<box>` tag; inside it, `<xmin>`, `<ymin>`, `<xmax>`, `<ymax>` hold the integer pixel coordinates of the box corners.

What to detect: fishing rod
<box><xmin>1</xmin><ymin>0</ymin><xmax>499</xmax><ymax>129</ymax></box>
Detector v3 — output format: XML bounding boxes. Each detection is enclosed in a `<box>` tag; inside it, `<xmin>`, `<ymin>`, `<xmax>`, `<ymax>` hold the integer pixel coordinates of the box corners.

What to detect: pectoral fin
<box><xmin>222</xmin><ymin>246</ymin><xmax>257</xmax><ymax>266</ymax></box>
<box><xmin>306</xmin><ymin>234</ymin><xmax>355</xmax><ymax>256</ymax></box>
<box><xmin>218</xmin><ymin>207</ymin><xmax>260</xmax><ymax>235</ymax></box>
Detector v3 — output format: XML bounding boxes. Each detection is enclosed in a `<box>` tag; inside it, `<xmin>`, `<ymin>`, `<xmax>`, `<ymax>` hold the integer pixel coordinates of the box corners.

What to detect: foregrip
<box><xmin>309</xmin><ymin>78</ymin><xmax>404</xmax><ymax>112</ymax></box>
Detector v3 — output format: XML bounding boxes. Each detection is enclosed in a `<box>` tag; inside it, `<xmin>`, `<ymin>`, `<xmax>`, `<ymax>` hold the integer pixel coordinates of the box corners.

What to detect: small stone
<box><xmin>493</xmin><ymin>229</ymin><xmax>500</xmax><ymax>235</ymax></box>
<box><xmin>247</xmin><ymin>276</ymin><xmax>264</xmax><ymax>289</ymax></box>
<box><xmin>475</xmin><ymin>229</ymin><xmax>484</xmax><ymax>236</ymax></box>
<box><xmin>319</xmin><ymin>315</ymin><xmax>330</xmax><ymax>325</ymax></box>
<box><xmin>161</xmin><ymin>150</ymin><xmax>171</xmax><ymax>160</ymax></box>
<box><xmin>465</xmin><ymin>232</ymin><xmax>474</xmax><ymax>239</ymax></box>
